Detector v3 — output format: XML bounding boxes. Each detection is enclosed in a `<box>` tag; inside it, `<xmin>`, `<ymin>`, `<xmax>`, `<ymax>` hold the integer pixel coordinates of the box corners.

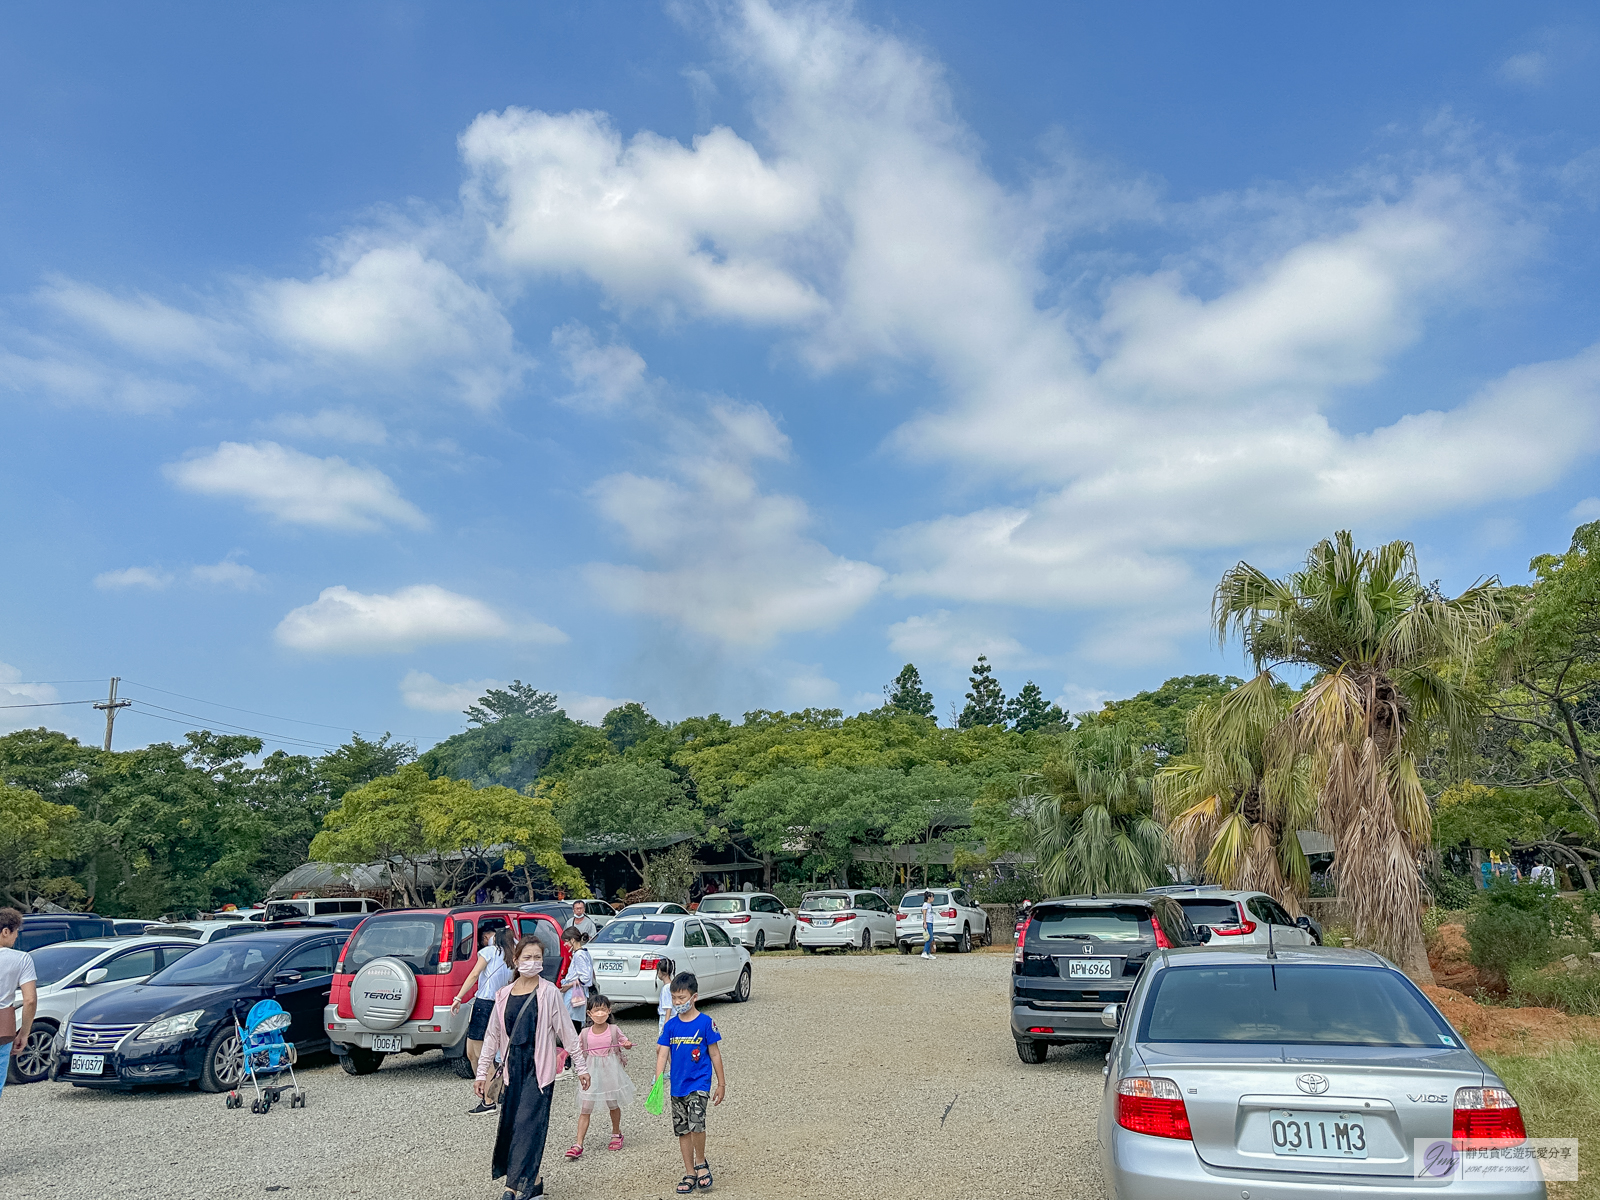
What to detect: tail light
<box><xmin>439</xmin><ymin>918</ymin><xmax>455</xmax><ymax>974</ymax></box>
<box><xmin>640</xmin><ymin>957</ymin><xmax>663</xmax><ymax>972</ymax></box>
<box><xmin>1453</xmin><ymin>1087</ymin><xmax>1526</xmax><ymax>1145</ymax></box>
<box><xmin>725</xmin><ymin>915</ymin><xmax>751</xmax><ymax>924</ymax></box>
<box><xmin>1014</xmin><ymin>916</ymin><xmax>1031</xmax><ymax>965</ymax></box>
<box><xmin>1026</xmin><ymin>1026</ymin><xmax>1052</xmax><ymax>1034</ymax></box>
<box><xmin>1207</xmin><ymin>908</ymin><xmax>1257</xmax><ymax>937</ymax></box>
<box><xmin>1116</xmin><ymin>1077</ymin><xmax>1192</xmax><ymax>1140</ymax></box>
<box><xmin>939</xmin><ymin>908</ymin><xmax>957</xmax><ymax>919</ymax></box>
<box><xmin>836</xmin><ymin>913</ymin><xmax>856</xmax><ymax>923</ymax></box>
<box><xmin>1151</xmin><ymin>919</ymin><xmax>1173</xmax><ymax>949</ymax></box>
<box><xmin>896</xmin><ymin>912</ymin><xmax>908</xmax><ymax>921</ymax></box>
<box><xmin>797</xmin><ymin>915</ymin><xmax>813</xmax><ymax>924</ymax></box>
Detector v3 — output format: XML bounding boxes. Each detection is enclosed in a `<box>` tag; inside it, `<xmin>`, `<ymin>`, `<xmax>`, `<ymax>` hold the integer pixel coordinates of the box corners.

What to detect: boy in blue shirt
<box><xmin>655</xmin><ymin>970</ymin><xmax>725</xmax><ymax>1194</ymax></box>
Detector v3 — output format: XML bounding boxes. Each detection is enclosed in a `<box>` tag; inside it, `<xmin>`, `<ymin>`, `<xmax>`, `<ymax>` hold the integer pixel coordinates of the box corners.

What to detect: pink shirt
<box><xmin>474</xmin><ymin>977</ymin><xmax>587</xmax><ymax>1089</ymax></box>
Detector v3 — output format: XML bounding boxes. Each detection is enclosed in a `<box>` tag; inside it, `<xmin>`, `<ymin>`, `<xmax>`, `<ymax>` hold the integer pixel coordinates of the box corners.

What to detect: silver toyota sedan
<box><xmin>1098</xmin><ymin>944</ymin><xmax>1543</xmax><ymax>1199</ymax></box>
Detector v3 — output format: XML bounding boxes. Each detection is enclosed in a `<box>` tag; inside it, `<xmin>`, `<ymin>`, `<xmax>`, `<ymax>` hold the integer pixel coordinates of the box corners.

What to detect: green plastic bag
<box><xmin>644</xmin><ymin>1072</ymin><xmax>666</xmax><ymax>1115</ymax></box>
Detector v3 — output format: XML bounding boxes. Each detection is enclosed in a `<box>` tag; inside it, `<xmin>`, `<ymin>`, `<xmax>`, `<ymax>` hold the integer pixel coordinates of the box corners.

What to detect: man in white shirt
<box><xmin>0</xmin><ymin>908</ymin><xmax>39</xmax><ymax>1103</ymax></box>
<box><xmin>1531</xmin><ymin>861</ymin><xmax>1558</xmax><ymax>888</ymax></box>
<box><xmin>566</xmin><ymin>900</ymin><xmax>598</xmax><ymax>939</ymax></box>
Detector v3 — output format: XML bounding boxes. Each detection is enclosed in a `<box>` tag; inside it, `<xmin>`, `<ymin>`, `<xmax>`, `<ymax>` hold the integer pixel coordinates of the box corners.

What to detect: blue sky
<box><xmin>3</xmin><ymin>2</ymin><xmax>1599</xmax><ymax>754</ymax></box>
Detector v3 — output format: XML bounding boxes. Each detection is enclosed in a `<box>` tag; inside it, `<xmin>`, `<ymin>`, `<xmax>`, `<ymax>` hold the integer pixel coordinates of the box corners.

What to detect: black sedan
<box><xmin>57</xmin><ymin>927</ymin><xmax>348</xmax><ymax>1091</ymax></box>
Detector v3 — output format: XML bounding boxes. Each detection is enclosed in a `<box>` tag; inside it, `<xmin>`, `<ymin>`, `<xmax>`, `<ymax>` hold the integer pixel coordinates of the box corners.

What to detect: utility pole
<box><xmin>94</xmin><ymin>677</ymin><xmax>131</xmax><ymax>751</ymax></box>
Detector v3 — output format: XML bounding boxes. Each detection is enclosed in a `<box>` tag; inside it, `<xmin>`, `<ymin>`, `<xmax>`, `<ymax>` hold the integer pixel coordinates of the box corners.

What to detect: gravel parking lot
<box><xmin>4</xmin><ymin>949</ymin><xmax>1104</xmax><ymax>1200</ymax></box>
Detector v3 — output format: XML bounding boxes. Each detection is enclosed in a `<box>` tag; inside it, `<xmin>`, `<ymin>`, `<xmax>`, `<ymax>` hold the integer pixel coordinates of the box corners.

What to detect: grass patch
<box><xmin>1480</xmin><ymin>1040</ymin><xmax>1600</xmax><ymax>1200</ymax></box>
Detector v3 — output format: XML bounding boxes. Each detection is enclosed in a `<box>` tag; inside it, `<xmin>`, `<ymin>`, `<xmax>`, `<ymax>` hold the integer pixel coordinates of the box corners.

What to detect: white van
<box><xmin>264</xmin><ymin>896</ymin><xmax>383</xmax><ymax>922</ymax></box>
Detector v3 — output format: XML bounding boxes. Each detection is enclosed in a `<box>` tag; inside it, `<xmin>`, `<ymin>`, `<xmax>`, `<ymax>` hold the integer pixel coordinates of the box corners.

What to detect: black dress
<box><xmin>491</xmin><ymin>988</ymin><xmax>554</xmax><ymax>1198</ymax></box>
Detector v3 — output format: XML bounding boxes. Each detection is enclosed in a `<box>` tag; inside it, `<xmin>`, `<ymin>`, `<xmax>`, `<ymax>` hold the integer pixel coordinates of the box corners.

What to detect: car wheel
<box><xmin>339</xmin><ymin>1047</ymin><xmax>386</xmax><ymax>1075</ymax></box>
<box><xmin>898</xmin><ymin>940</ymin><xmax>912</xmax><ymax>955</ymax></box>
<box><xmin>1015</xmin><ymin>1038</ymin><xmax>1048</xmax><ymax>1064</ymax></box>
<box><xmin>729</xmin><ymin>967</ymin><xmax>752</xmax><ymax>1003</ymax></box>
<box><xmin>448</xmin><ymin>1053</ymin><xmax>477</xmax><ymax>1080</ymax></box>
<box><xmin>754</xmin><ymin>930</ymin><xmax>766</xmax><ymax>953</ymax></box>
<box><xmin>786</xmin><ymin>926</ymin><xmax>798</xmax><ymax>950</ymax></box>
<box><xmin>980</xmin><ymin>923</ymin><xmax>993</xmax><ymax>948</ymax></box>
<box><xmin>861</xmin><ymin>929</ymin><xmax>873</xmax><ymax>951</ymax></box>
<box><xmin>9</xmin><ymin>1021</ymin><xmax>56</xmax><ymax>1084</ymax></box>
<box><xmin>956</xmin><ymin>926</ymin><xmax>972</xmax><ymax>953</ymax></box>
<box><xmin>198</xmin><ymin>1023</ymin><xmax>245</xmax><ymax>1093</ymax></box>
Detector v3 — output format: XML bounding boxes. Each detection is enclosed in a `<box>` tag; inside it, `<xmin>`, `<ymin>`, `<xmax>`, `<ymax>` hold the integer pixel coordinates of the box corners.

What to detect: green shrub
<box><xmin>1466</xmin><ymin>904</ymin><xmax>1553</xmax><ymax>986</ymax></box>
<box><xmin>1428</xmin><ymin>871</ymin><xmax>1476</xmax><ymax>911</ymax></box>
<box><xmin>1509</xmin><ymin>962</ymin><xmax>1600</xmax><ymax>1016</ymax></box>
<box><xmin>969</xmin><ymin>875</ymin><xmax>1040</xmax><ymax>905</ymax></box>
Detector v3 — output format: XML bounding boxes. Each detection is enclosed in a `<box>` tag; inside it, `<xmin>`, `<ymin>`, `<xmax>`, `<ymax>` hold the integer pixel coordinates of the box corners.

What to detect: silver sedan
<box><xmin>1098</xmin><ymin>944</ymin><xmax>1542</xmax><ymax>1199</ymax></box>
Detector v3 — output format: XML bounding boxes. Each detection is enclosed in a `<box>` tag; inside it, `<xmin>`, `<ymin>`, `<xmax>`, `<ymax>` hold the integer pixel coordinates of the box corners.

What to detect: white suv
<box><xmin>796</xmin><ymin>890</ymin><xmax>897</xmax><ymax>951</ymax></box>
<box><xmin>894</xmin><ymin>888</ymin><xmax>991</xmax><ymax>953</ymax></box>
<box><xmin>695</xmin><ymin>893</ymin><xmax>797</xmax><ymax>952</ymax></box>
<box><xmin>1148</xmin><ymin>887</ymin><xmax>1321</xmax><ymax>947</ymax></box>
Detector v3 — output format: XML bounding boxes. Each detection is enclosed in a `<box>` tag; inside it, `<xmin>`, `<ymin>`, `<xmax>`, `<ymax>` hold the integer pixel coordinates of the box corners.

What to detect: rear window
<box><xmin>1030</xmin><ymin>907</ymin><xmax>1148</xmax><ymax>942</ymax></box>
<box><xmin>899</xmin><ymin>892</ymin><xmax>950</xmax><ymax>909</ymax></box>
<box><xmin>1176</xmin><ymin>899</ymin><xmax>1245</xmax><ymax>927</ymax></box>
<box><xmin>28</xmin><ymin>943</ymin><xmax>104</xmax><ymax>987</ymax></box>
<box><xmin>148</xmin><ymin>939</ymin><xmax>276</xmax><ymax>986</ymax></box>
<box><xmin>265</xmin><ymin>901</ymin><xmax>309</xmax><ymax>922</ymax></box>
<box><xmin>342</xmin><ymin>915</ymin><xmax>445</xmax><ymax>974</ymax></box>
<box><xmin>593</xmin><ymin>920</ymin><xmax>674</xmax><ymax>945</ymax></box>
<box><xmin>802</xmin><ymin>895</ymin><xmax>852</xmax><ymax>911</ymax></box>
<box><xmin>1140</xmin><ymin>965</ymin><xmax>1457</xmax><ymax>1047</ymax></box>
<box><xmin>698</xmin><ymin>898</ymin><xmax>746</xmax><ymax>914</ymax></box>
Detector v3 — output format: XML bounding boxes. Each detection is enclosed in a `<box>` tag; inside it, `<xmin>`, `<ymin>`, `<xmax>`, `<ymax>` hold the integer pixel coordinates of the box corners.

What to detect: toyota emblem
<box><xmin>1295</xmin><ymin>1073</ymin><xmax>1329</xmax><ymax>1095</ymax></box>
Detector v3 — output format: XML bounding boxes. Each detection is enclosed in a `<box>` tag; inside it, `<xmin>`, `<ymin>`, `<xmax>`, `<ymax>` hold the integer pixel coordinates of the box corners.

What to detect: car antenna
<box><xmin>1266</xmin><ymin>915</ymin><xmax>1276</xmax><ymax>959</ymax></box>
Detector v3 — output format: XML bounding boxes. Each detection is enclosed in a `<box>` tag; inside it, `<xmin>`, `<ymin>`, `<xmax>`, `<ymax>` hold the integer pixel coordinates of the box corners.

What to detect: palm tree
<box><xmin>1028</xmin><ymin>724</ymin><xmax>1169</xmax><ymax>895</ymax></box>
<box><xmin>1213</xmin><ymin>531</ymin><xmax>1499</xmax><ymax>980</ymax></box>
<box><xmin>1156</xmin><ymin>672</ymin><xmax>1317</xmax><ymax>910</ymax></box>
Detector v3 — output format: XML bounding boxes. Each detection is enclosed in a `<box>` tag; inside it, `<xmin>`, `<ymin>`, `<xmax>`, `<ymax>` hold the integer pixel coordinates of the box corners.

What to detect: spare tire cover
<box><xmin>350</xmin><ymin>957</ymin><xmax>417</xmax><ymax>1030</ymax></box>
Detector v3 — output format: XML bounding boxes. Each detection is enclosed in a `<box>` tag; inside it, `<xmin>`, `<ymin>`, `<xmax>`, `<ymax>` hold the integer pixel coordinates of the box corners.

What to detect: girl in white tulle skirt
<box><xmin>563</xmin><ymin>994</ymin><xmax>636</xmax><ymax>1157</ymax></box>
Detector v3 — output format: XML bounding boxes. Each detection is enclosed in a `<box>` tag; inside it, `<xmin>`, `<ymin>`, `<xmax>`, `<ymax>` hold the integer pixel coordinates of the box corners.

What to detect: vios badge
<box><xmin>1295</xmin><ymin>1073</ymin><xmax>1330</xmax><ymax>1095</ymax></box>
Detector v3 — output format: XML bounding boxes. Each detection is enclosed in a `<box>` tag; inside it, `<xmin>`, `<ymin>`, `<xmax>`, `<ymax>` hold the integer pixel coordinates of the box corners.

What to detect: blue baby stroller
<box><xmin>224</xmin><ymin>999</ymin><xmax>306</xmax><ymax>1113</ymax></box>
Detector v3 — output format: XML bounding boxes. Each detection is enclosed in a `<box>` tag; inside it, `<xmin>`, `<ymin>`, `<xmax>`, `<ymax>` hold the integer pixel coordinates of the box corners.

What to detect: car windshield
<box><xmin>898</xmin><ymin>892</ymin><xmax>949</xmax><ymax>909</ymax></box>
<box><xmin>341</xmin><ymin>915</ymin><xmax>445</xmax><ymax>973</ymax></box>
<box><xmin>1177</xmin><ymin>899</ymin><xmax>1245</xmax><ymax>926</ymax></box>
<box><xmin>593</xmin><ymin>920</ymin><xmax>674</xmax><ymax>945</ymax></box>
<box><xmin>28</xmin><ymin>943</ymin><xmax>105</xmax><ymax>987</ymax></box>
<box><xmin>147</xmin><ymin>939</ymin><xmax>276</xmax><ymax>986</ymax></box>
<box><xmin>801</xmin><ymin>895</ymin><xmax>852</xmax><ymax>911</ymax></box>
<box><xmin>1141</xmin><ymin>965</ymin><xmax>1457</xmax><ymax>1047</ymax></box>
<box><xmin>1031</xmin><ymin>907</ymin><xmax>1147</xmax><ymax>941</ymax></box>
<box><xmin>697</xmin><ymin>898</ymin><xmax>745</xmax><ymax>914</ymax></box>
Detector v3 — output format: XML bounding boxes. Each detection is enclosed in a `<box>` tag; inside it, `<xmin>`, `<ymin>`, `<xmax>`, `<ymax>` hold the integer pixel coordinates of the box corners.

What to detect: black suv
<box><xmin>17</xmin><ymin>914</ymin><xmax>118</xmax><ymax>952</ymax></box>
<box><xmin>1009</xmin><ymin>894</ymin><xmax>1204</xmax><ymax>1063</ymax></box>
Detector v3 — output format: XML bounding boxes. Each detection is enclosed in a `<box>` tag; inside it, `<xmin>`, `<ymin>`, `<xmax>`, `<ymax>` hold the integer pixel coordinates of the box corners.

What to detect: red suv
<box><xmin>325</xmin><ymin>905</ymin><xmax>569</xmax><ymax>1077</ymax></box>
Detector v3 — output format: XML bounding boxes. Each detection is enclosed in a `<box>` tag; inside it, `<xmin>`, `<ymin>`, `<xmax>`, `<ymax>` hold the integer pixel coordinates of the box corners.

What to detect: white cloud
<box><xmin>94</xmin><ymin>566</ymin><xmax>173</xmax><ymax>590</ymax></box>
<box><xmin>263</xmin><ymin>408</ymin><xmax>388</xmax><ymax>445</ymax></box>
<box><xmin>164</xmin><ymin>441</ymin><xmax>427</xmax><ymax>533</ymax></box>
<box><xmin>189</xmin><ymin>556</ymin><xmax>263</xmax><ymax>590</ymax></box>
<box><xmin>886</xmin><ymin>610</ymin><xmax>1026</xmax><ymax>669</ymax></box>
<box><xmin>36</xmin><ymin>276</ymin><xmax>241</xmax><ymax>369</ymax></box>
<box><xmin>1</xmin><ymin>349</ymin><xmax>196</xmax><ymax>413</ymax></box>
<box><xmin>560</xmin><ymin>693</ymin><xmax>632</xmax><ymax>724</ymax></box>
<box><xmin>551</xmin><ymin>323</ymin><xmax>650</xmax><ymax>411</ymax></box>
<box><xmin>783</xmin><ymin>665</ymin><xmax>840</xmax><ymax>708</ymax></box>
<box><xmin>1571</xmin><ymin>497</ymin><xmax>1600</xmax><ymax>522</ymax></box>
<box><xmin>255</xmin><ymin>243</ymin><xmax>530</xmax><ymax>409</ymax></box>
<box><xmin>583</xmin><ymin>403</ymin><xmax>884</xmax><ymax>645</ymax></box>
<box><xmin>1499</xmin><ymin>50</ymin><xmax>1549</xmax><ymax>86</ymax></box>
<box><xmin>461</xmin><ymin>107</ymin><xmax>823</xmax><ymax>322</ymax></box>
<box><xmin>399</xmin><ymin>669</ymin><xmax>506</xmax><ymax>712</ymax></box>
<box><xmin>277</xmin><ymin>584</ymin><xmax>564</xmax><ymax>654</ymax></box>
<box><xmin>0</xmin><ymin>663</ymin><xmax>60</xmax><ymax>733</ymax></box>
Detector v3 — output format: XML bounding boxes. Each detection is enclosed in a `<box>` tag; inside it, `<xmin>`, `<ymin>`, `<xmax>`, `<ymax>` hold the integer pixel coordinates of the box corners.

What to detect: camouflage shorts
<box><xmin>671</xmin><ymin>1090</ymin><xmax>709</xmax><ymax>1136</ymax></box>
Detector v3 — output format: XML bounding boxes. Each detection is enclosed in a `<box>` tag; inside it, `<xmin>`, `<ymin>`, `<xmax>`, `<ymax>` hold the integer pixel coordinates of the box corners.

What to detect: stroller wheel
<box><xmin>250</xmin><ymin>1099</ymin><xmax>261</xmax><ymax>1113</ymax></box>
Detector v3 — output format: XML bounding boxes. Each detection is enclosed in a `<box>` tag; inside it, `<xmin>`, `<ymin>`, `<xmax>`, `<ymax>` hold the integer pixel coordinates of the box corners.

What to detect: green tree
<box><xmin>1433</xmin><ymin>781</ymin><xmax>1598</xmax><ymax>890</ymax></box>
<box><xmin>1005</xmin><ymin>682</ymin><xmax>1067</xmax><ymax>733</ymax></box>
<box><xmin>1026</xmin><ymin>724</ymin><xmax>1168</xmax><ymax>895</ymax></box>
<box><xmin>959</xmin><ymin>656</ymin><xmax>1006</xmax><ymax>728</ymax></box>
<box><xmin>0</xmin><ymin>783</ymin><xmax>79</xmax><ymax>908</ymax></box>
<box><xmin>1214</xmin><ymin>531</ymin><xmax>1500</xmax><ymax>980</ymax></box>
<box><xmin>602</xmin><ymin>702</ymin><xmax>662</xmax><ymax>755</ymax></box>
<box><xmin>556</xmin><ymin>761</ymin><xmax>700</xmax><ymax>886</ymax></box>
<box><xmin>885</xmin><ymin>664</ymin><xmax>935</xmax><ymax>719</ymax></box>
<box><xmin>1156</xmin><ymin>673</ymin><xmax>1316</xmax><ymax>909</ymax></box>
<box><xmin>420</xmin><ymin>711</ymin><xmax>613</xmax><ymax>792</ymax></box>
<box><xmin>465</xmin><ymin>680</ymin><xmax>559</xmax><ymax>726</ymax></box>
<box><xmin>317</xmin><ymin>733</ymin><xmax>416</xmax><ymax>801</ymax></box>
<box><xmin>1084</xmin><ymin>675</ymin><xmax>1243</xmax><ymax>759</ymax></box>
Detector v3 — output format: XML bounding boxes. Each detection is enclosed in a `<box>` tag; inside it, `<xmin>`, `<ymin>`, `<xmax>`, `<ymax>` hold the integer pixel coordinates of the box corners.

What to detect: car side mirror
<box><xmin>1100</xmin><ymin>1003</ymin><xmax>1122</xmax><ymax>1029</ymax></box>
<box><xmin>1196</xmin><ymin>924</ymin><xmax>1213</xmax><ymax>943</ymax></box>
<box><xmin>1295</xmin><ymin>916</ymin><xmax>1312</xmax><ymax>929</ymax></box>
<box><xmin>82</xmin><ymin>967</ymin><xmax>109</xmax><ymax>986</ymax></box>
<box><xmin>273</xmin><ymin>971</ymin><xmax>303</xmax><ymax>985</ymax></box>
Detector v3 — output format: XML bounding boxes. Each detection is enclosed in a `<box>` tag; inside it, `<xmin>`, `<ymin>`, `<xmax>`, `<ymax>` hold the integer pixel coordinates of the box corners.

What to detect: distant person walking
<box><xmin>453</xmin><ymin>925</ymin><xmax>516</xmax><ymax>1114</ymax></box>
<box><xmin>560</xmin><ymin>928</ymin><xmax>595</xmax><ymax>1030</ymax></box>
<box><xmin>566</xmin><ymin>901</ymin><xmax>598</xmax><ymax>940</ymax></box>
<box><xmin>1531</xmin><ymin>860</ymin><xmax>1558</xmax><ymax>888</ymax></box>
<box><xmin>0</xmin><ymin>908</ymin><xmax>38</xmax><ymax>1103</ymax></box>
<box><xmin>475</xmin><ymin>936</ymin><xmax>589</xmax><ymax>1200</ymax></box>
<box><xmin>920</xmin><ymin>891</ymin><xmax>936</xmax><ymax>959</ymax></box>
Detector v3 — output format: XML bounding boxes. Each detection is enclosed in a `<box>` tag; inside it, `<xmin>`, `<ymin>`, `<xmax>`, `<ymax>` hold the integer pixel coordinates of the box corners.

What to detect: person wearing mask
<box><xmin>560</xmin><ymin>928</ymin><xmax>595</xmax><ymax>1031</ymax></box>
<box><xmin>475</xmin><ymin>937</ymin><xmax>589</xmax><ymax>1200</ymax></box>
<box><xmin>566</xmin><ymin>901</ymin><xmax>598</xmax><ymax>940</ymax></box>
<box><xmin>0</xmin><ymin>908</ymin><xmax>38</xmax><ymax>1103</ymax></box>
<box><xmin>453</xmin><ymin>925</ymin><xmax>516</xmax><ymax>1114</ymax></box>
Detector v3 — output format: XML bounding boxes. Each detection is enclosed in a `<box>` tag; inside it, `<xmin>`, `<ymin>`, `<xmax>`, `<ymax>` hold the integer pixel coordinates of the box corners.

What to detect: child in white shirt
<box><xmin>655</xmin><ymin>957</ymin><xmax>676</xmax><ymax>1033</ymax></box>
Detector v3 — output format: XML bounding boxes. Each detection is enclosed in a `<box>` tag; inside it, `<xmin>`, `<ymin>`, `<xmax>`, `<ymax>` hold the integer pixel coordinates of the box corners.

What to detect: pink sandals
<box><xmin>563</xmin><ymin>1145</ymin><xmax>583</xmax><ymax>1159</ymax></box>
<box><xmin>608</xmin><ymin>1133</ymin><xmax>625</xmax><ymax>1151</ymax></box>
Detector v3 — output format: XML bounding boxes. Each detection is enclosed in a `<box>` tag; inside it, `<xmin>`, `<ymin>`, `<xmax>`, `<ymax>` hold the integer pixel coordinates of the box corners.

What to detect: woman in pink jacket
<box><xmin>475</xmin><ymin>936</ymin><xmax>590</xmax><ymax>1200</ymax></box>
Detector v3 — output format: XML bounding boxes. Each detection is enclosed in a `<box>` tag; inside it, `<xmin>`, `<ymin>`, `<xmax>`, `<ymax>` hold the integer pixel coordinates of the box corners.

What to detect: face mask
<box><xmin>517</xmin><ymin>961</ymin><xmax>542</xmax><ymax>977</ymax></box>
<box><xmin>672</xmin><ymin>999</ymin><xmax>692</xmax><ymax>1016</ymax></box>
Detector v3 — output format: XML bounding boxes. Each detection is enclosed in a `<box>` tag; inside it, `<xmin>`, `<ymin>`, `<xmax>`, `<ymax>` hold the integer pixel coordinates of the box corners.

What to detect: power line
<box><xmin>0</xmin><ymin>678</ymin><xmax>109</xmax><ymax>686</ymax></box>
<box><xmin>120</xmin><ymin>678</ymin><xmax>403</xmax><ymax>737</ymax></box>
<box><xmin>119</xmin><ymin>699</ymin><xmax>343</xmax><ymax>751</ymax></box>
<box><xmin>0</xmin><ymin>699</ymin><xmax>102</xmax><ymax>709</ymax></box>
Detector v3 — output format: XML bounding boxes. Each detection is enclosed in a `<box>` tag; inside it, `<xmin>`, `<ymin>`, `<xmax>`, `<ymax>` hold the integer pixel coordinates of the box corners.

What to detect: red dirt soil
<box><xmin>1423</xmin><ymin>923</ymin><xmax>1600</xmax><ymax>1055</ymax></box>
